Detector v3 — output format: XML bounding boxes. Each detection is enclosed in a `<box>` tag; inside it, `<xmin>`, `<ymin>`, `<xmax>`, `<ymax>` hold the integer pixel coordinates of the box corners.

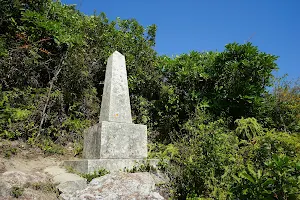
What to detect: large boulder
<box><xmin>61</xmin><ymin>172</ymin><xmax>164</xmax><ymax>200</ymax></box>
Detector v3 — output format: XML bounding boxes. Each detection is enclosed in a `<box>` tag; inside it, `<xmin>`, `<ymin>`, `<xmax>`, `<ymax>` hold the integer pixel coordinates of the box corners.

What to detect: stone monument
<box><xmin>64</xmin><ymin>51</ymin><xmax>156</xmax><ymax>173</ymax></box>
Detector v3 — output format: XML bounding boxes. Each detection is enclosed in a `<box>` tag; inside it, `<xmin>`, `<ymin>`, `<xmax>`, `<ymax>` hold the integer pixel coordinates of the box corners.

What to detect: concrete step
<box><xmin>44</xmin><ymin>166</ymin><xmax>87</xmax><ymax>194</ymax></box>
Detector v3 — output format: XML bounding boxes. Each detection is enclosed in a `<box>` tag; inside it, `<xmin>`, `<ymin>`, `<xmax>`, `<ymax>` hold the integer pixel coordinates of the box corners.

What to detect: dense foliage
<box><xmin>1</xmin><ymin>0</ymin><xmax>299</xmax><ymax>199</ymax></box>
<box><xmin>0</xmin><ymin>0</ymin><xmax>160</xmax><ymax>149</ymax></box>
<box><xmin>152</xmin><ymin>110</ymin><xmax>300</xmax><ymax>199</ymax></box>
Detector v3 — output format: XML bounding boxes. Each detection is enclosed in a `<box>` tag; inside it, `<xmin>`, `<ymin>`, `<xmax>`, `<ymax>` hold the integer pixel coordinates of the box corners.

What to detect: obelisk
<box><xmin>64</xmin><ymin>51</ymin><xmax>154</xmax><ymax>173</ymax></box>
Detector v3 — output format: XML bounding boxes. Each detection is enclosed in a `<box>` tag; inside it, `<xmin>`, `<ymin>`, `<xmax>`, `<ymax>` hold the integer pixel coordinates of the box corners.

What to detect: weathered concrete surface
<box><xmin>99</xmin><ymin>51</ymin><xmax>132</xmax><ymax>123</ymax></box>
<box><xmin>44</xmin><ymin>166</ymin><xmax>87</xmax><ymax>194</ymax></box>
<box><xmin>64</xmin><ymin>159</ymin><xmax>159</xmax><ymax>174</ymax></box>
<box><xmin>60</xmin><ymin>172</ymin><xmax>164</xmax><ymax>200</ymax></box>
<box><xmin>83</xmin><ymin>121</ymin><xmax>147</xmax><ymax>159</ymax></box>
<box><xmin>83</xmin><ymin>124</ymin><xmax>100</xmax><ymax>159</ymax></box>
<box><xmin>100</xmin><ymin>121</ymin><xmax>147</xmax><ymax>159</ymax></box>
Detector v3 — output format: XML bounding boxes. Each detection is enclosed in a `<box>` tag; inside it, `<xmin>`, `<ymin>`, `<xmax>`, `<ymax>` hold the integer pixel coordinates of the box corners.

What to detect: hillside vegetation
<box><xmin>1</xmin><ymin>1</ymin><xmax>299</xmax><ymax>199</ymax></box>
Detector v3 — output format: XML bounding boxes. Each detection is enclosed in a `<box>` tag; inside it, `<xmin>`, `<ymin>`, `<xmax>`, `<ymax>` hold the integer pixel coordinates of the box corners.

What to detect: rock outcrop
<box><xmin>0</xmin><ymin>170</ymin><xmax>58</xmax><ymax>200</ymax></box>
<box><xmin>61</xmin><ymin>172</ymin><xmax>164</xmax><ymax>200</ymax></box>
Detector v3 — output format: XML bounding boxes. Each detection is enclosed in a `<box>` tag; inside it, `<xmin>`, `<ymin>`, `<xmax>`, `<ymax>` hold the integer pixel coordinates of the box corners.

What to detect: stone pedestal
<box><xmin>83</xmin><ymin>121</ymin><xmax>147</xmax><ymax>159</ymax></box>
<box><xmin>64</xmin><ymin>120</ymin><xmax>153</xmax><ymax>173</ymax></box>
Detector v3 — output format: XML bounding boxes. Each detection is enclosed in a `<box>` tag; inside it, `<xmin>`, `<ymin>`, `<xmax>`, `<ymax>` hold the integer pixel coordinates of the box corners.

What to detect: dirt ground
<box><xmin>0</xmin><ymin>140</ymin><xmax>75</xmax><ymax>171</ymax></box>
<box><xmin>0</xmin><ymin>140</ymin><xmax>76</xmax><ymax>200</ymax></box>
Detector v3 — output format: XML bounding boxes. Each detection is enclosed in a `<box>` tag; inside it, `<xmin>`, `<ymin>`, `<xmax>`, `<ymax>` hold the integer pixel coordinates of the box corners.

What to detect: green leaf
<box><xmin>240</xmin><ymin>171</ymin><xmax>255</xmax><ymax>184</ymax></box>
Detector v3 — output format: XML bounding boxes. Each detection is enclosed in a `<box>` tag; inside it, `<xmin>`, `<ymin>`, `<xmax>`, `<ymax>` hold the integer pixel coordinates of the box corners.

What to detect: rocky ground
<box><xmin>0</xmin><ymin>140</ymin><xmax>168</xmax><ymax>200</ymax></box>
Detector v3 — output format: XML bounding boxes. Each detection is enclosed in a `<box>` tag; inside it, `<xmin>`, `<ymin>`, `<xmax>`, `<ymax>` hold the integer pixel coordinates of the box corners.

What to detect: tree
<box><xmin>0</xmin><ymin>0</ymin><xmax>161</xmax><ymax>147</ymax></box>
<box><xmin>155</xmin><ymin>43</ymin><xmax>278</xmax><ymax>141</ymax></box>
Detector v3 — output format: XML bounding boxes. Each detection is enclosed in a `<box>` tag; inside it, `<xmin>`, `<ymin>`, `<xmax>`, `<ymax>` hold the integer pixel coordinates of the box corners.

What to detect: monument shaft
<box><xmin>99</xmin><ymin>51</ymin><xmax>132</xmax><ymax>123</ymax></box>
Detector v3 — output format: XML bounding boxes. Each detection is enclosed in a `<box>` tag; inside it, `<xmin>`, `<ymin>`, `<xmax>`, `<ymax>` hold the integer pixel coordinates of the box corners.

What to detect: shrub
<box><xmin>159</xmin><ymin>110</ymin><xmax>300</xmax><ymax>199</ymax></box>
<box><xmin>11</xmin><ymin>186</ymin><xmax>24</xmax><ymax>198</ymax></box>
<box><xmin>80</xmin><ymin>169</ymin><xmax>110</xmax><ymax>183</ymax></box>
<box><xmin>257</xmin><ymin>77</ymin><xmax>300</xmax><ymax>132</ymax></box>
<box><xmin>231</xmin><ymin>155</ymin><xmax>300</xmax><ymax>199</ymax></box>
<box><xmin>161</xmin><ymin>111</ymin><xmax>240</xmax><ymax>199</ymax></box>
<box><xmin>240</xmin><ymin>130</ymin><xmax>300</xmax><ymax>169</ymax></box>
<box><xmin>4</xmin><ymin>147</ymin><xmax>17</xmax><ymax>158</ymax></box>
<box><xmin>235</xmin><ymin>117</ymin><xmax>264</xmax><ymax>141</ymax></box>
<box><xmin>125</xmin><ymin>160</ymin><xmax>157</xmax><ymax>173</ymax></box>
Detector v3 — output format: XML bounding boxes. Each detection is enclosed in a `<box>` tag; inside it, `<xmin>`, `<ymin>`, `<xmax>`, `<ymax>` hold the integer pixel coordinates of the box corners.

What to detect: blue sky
<box><xmin>62</xmin><ymin>0</ymin><xmax>299</xmax><ymax>80</ymax></box>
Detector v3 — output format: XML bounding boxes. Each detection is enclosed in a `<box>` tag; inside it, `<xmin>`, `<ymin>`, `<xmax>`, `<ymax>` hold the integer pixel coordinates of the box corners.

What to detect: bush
<box><xmin>124</xmin><ymin>160</ymin><xmax>157</xmax><ymax>173</ymax></box>
<box><xmin>161</xmin><ymin>110</ymin><xmax>240</xmax><ymax>199</ymax></box>
<box><xmin>235</xmin><ymin>117</ymin><xmax>264</xmax><ymax>141</ymax></box>
<box><xmin>80</xmin><ymin>169</ymin><xmax>110</xmax><ymax>183</ymax></box>
<box><xmin>231</xmin><ymin>155</ymin><xmax>300</xmax><ymax>199</ymax></box>
<box><xmin>11</xmin><ymin>186</ymin><xmax>24</xmax><ymax>198</ymax></box>
<box><xmin>257</xmin><ymin>77</ymin><xmax>300</xmax><ymax>132</ymax></box>
<box><xmin>158</xmin><ymin>110</ymin><xmax>300</xmax><ymax>199</ymax></box>
<box><xmin>0</xmin><ymin>87</ymin><xmax>41</xmax><ymax>140</ymax></box>
<box><xmin>239</xmin><ymin>130</ymin><xmax>300</xmax><ymax>169</ymax></box>
<box><xmin>232</xmin><ymin>130</ymin><xmax>300</xmax><ymax>199</ymax></box>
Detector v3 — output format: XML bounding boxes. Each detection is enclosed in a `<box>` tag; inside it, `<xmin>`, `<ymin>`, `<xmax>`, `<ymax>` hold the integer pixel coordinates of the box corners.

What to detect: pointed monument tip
<box><xmin>108</xmin><ymin>51</ymin><xmax>125</xmax><ymax>60</ymax></box>
<box><xmin>112</xmin><ymin>51</ymin><xmax>124</xmax><ymax>57</ymax></box>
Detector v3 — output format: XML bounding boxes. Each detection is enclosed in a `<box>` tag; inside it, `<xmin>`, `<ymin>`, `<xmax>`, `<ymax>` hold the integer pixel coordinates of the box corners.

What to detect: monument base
<box><xmin>83</xmin><ymin>121</ymin><xmax>147</xmax><ymax>159</ymax></box>
<box><xmin>64</xmin><ymin>159</ymin><xmax>159</xmax><ymax>174</ymax></box>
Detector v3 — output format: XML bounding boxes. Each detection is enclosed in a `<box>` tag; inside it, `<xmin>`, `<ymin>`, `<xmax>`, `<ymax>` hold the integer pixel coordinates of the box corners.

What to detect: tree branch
<box><xmin>35</xmin><ymin>52</ymin><xmax>67</xmax><ymax>142</ymax></box>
